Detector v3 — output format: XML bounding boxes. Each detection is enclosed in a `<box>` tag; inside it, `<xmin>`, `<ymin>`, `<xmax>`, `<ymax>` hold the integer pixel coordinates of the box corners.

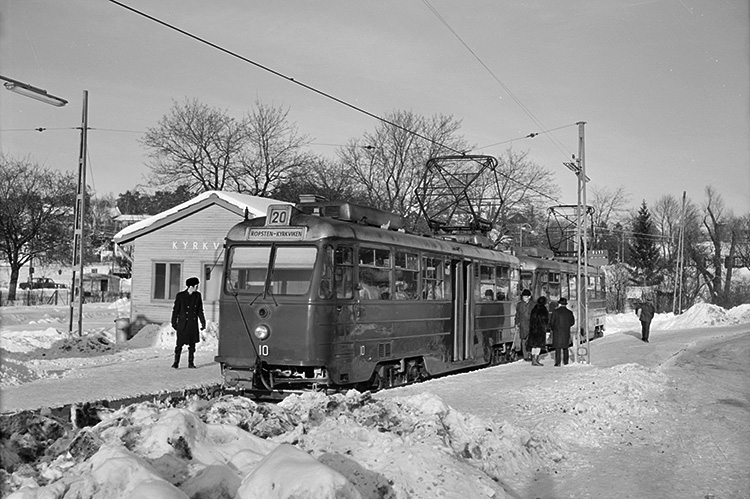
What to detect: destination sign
<box><xmin>244</xmin><ymin>227</ymin><xmax>307</xmax><ymax>240</ymax></box>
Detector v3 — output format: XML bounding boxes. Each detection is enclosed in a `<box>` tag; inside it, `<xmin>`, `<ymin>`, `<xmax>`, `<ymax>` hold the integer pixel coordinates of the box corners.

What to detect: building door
<box><xmin>203</xmin><ymin>263</ymin><xmax>223</xmax><ymax>322</ymax></box>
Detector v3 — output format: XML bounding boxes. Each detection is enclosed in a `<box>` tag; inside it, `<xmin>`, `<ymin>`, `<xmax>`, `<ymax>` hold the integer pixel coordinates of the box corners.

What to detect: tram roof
<box><xmin>226</xmin><ymin>210</ymin><xmax>520</xmax><ymax>264</ymax></box>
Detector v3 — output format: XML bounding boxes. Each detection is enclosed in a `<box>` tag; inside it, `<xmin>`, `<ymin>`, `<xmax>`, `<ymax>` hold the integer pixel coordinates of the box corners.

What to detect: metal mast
<box><xmin>69</xmin><ymin>90</ymin><xmax>88</xmax><ymax>336</ymax></box>
<box><xmin>574</xmin><ymin>121</ymin><xmax>590</xmax><ymax>364</ymax></box>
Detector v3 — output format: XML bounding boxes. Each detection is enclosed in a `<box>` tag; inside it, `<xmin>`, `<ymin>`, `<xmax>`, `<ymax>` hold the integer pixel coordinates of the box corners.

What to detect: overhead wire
<box><xmin>420</xmin><ymin>0</ymin><xmax>575</xmax><ymax>160</ymax></box>
<box><xmin>106</xmin><ymin>0</ymin><xmax>561</xmax><ymax>208</ymax></box>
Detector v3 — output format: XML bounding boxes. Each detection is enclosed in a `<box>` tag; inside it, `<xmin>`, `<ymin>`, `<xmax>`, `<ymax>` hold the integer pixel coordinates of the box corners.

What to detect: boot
<box><xmin>172</xmin><ymin>347</ymin><xmax>181</xmax><ymax>369</ymax></box>
<box><xmin>188</xmin><ymin>349</ymin><xmax>196</xmax><ymax>369</ymax></box>
<box><xmin>531</xmin><ymin>355</ymin><xmax>543</xmax><ymax>367</ymax></box>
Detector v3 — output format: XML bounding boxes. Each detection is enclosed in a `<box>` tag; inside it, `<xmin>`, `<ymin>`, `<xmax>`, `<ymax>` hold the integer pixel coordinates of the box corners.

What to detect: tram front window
<box><xmin>226</xmin><ymin>246</ymin><xmax>317</xmax><ymax>296</ymax></box>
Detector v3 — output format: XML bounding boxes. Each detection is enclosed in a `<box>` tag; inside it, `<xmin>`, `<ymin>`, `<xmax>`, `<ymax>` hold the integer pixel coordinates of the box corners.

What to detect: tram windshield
<box><xmin>225</xmin><ymin>245</ymin><xmax>317</xmax><ymax>296</ymax></box>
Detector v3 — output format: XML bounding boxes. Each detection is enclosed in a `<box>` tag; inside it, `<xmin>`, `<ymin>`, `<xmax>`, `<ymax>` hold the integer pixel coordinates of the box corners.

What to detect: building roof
<box><xmin>113</xmin><ymin>191</ymin><xmax>288</xmax><ymax>245</ymax></box>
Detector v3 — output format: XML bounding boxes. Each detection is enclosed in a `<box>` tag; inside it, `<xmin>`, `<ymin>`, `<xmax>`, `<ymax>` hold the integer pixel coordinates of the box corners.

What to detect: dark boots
<box><xmin>173</xmin><ymin>345</ymin><xmax>196</xmax><ymax>369</ymax></box>
<box><xmin>172</xmin><ymin>347</ymin><xmax>181</xmax><ymax>369</ymax></box>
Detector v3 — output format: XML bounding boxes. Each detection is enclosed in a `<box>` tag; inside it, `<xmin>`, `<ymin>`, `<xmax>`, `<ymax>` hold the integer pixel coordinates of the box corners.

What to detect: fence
<box><xmin>0</xmin><ymin>289</ymin><xmax>125</xmax><ymax>307</ymax></box>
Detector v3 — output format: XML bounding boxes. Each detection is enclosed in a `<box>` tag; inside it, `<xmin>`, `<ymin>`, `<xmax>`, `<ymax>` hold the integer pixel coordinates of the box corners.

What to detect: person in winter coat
<box><xmin>527</xmin><ymin>296</ymin><xmax>549</xmax><ymax>366</ymax></box>
<box><xmin>549</xmin><ymin>297</ymin><xmax>575</xmax><ymax>366</ymax></box>
<box><xmin>514</xmin><ymin>289</ymin><xmax>533</xmax><ymax>361</ymax></box>
<box><xmin>171</xmin><ymin>276</ymin><xmax>206</xmax><ymax>369</ymax></box>
<box><xmin>635</xmin><ymin>297</ymin><xmax>656</xmax><ymax>343</ymax></box>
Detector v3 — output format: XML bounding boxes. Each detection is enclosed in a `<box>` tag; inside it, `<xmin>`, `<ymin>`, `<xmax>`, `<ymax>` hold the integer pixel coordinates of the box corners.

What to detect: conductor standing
<box><xmin>171</xmin><ymin>277</ymin><xmax>206</xmax><ymax>369</ymax></box>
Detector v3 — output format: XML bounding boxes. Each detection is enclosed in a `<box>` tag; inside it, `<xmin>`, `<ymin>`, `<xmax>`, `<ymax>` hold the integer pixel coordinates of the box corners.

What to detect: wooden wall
<box><xmin>128</xmin><ymin>204</ymin><xmax>242</xmax><ymax>334</ymax></box>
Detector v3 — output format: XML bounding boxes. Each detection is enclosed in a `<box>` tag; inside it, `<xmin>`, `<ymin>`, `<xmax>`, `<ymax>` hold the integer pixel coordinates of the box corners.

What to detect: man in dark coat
<box><xmin>527</xmin><ymin>296</ymin><xmax>549</xmax><ymax>366</ymax></box>
<box><xmin>549</xmin><ymin>297</ymin><xmax>575</xmax><ymax>366</ymax></box>
<box><xmin>635</xmin><ymin>297</ymin><xmax>656</xmax><ymax>343</ymax></box>
<box><xmin>515</xmin><ymin>289</ymin><xmax>533</xmax><ymax>361</ymax></box>
<box><xmin>171</xmin><ymin>276</ymin><xmax>206</xmax><ymax>369</ymax></box>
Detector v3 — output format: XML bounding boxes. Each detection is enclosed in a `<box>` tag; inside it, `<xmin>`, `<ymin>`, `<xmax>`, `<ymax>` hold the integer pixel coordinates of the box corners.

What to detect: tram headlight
<box><xmin>254</xmin><ymin>324</ymin><xmax>270</xmax><ymax>340</ymax></box>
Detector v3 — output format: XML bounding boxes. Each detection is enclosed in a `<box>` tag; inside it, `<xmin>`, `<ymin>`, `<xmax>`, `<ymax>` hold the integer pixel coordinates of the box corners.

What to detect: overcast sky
<box><xmin>1</xmin><ymin>0</ymin><xmax>748</xmax><ymax>214</ymax></box>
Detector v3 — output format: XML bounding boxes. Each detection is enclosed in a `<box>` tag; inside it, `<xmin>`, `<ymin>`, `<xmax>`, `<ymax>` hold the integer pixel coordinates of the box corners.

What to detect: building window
<box><xmin>154</xmin><ymin>262</ymin><xmax>182</xmax><ymax>300</ymax></box>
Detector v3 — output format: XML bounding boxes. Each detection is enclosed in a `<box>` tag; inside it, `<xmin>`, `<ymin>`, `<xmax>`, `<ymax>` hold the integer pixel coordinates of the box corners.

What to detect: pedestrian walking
<box><xmin>635</xmin><ymin>297</ymin><xmax>656</xmax><ymax>343</ymax></box>
<box><xmin>171</xmin><ymin>277</ymin><xmax>206</xmax><ymax>369</ymax></box>
<box><xmin>549</xmin><ymin>297</ymin><xmax>575</xmax><ymax>366</ymax></box>
<box><xmin>515</xmin><ymin>289</ymin><xmax>533</xmax><ymax>361</ymax></box>
<box><xmin>527</xmin><ymin>296</ymin><xmax>549</xmax><ymax>366</ymax></box>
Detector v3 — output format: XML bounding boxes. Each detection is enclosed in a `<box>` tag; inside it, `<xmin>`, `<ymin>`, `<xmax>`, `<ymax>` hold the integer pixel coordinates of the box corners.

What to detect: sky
<box><xmin>1</xmin><ymin>0</ymin><xmax>748</xmax><ymax>215</ymax></box>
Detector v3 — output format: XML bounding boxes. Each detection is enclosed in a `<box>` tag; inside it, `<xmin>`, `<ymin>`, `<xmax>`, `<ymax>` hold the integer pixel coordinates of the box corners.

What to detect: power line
<box><xmin>107</xmin><ymin>0</ymin><xmax>459</xmax><ymax>155</ymax></box>
<box><xmin>106</xmin><ymin>0</ymin><xmax>561</xmax><ymax>208</ymax></box>
<box><xmin>420</xmin><ymin>0</ymin><xmax>575</xmax><ymax>160</ymax></box>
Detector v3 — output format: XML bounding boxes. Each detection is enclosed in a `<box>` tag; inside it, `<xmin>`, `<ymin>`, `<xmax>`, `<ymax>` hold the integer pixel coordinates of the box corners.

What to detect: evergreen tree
<box><xmin>627</xmin><ymin>201</ymin><xmax>662</xmax><ymax>285</ymax></box>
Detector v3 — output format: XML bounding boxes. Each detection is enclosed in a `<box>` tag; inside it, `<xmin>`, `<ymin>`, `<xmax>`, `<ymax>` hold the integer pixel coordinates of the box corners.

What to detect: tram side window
<box><xmin>479</xmin><ymin>264</ymin><xmax>495</xmax><ymax>301</ymax></box>
<box><xmin>226</xmin><ymin>246</ymin><xmax>271</xmax><ymax>294</ymax></box>
<box><xmin>495</xmin><ymin>265</ymin><xmax>511</xmax><ymax>301</ymax></box>
<box><xmin>560</xmin><ymin>272</ymin><xmax>570</xmax><ymax>300</ymax></box>
<box><xmin>548</xmin><ymin>272</ymin><xmax>561</xmax><ymax>303</ymax></box>
<box><xmin>422</xmin><ymin>256</ymin><xmax>447</xmax><ymax>300</ymax></box>
<box><xmin>395</xmin><ymin>251</ymin><xmax>419</xmax><ymax>300</ymax></box>
<box><xmin>358</xmin><ymin>247</ymin><xmax>391</xmax><ymax>299</ymax></box>
<box><xmin>508</xmin><ymin>267</ymin><xmax>519</xmax><ymax>301</ymax></box>
<box><xmin>334</xmin><ymin>247</ymin><xmax>354</xmax><ymax>299</ymax></box>
<box><xmin>519</xmin><ymin>271</ymin><xmax>533</xmax><ymax>297</ymax></box>
<box><xmin>568</xmin><ymin>275</ymin><xmax>578</xmax><ymax>301</ymax></box>
<box><xmin>319</xmin><ymin>246</ymin><xmax>334</xmax><ymax>299</ymax></box>
<box><xmin>269</xmin><ymin>247</ymin><xmax>317</xmax><ymax>295</ymax></box>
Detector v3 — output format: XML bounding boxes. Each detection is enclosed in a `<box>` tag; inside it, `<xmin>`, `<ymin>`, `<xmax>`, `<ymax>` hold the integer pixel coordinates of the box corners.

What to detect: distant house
<box><xmin>113</xmin><ymin>191</ymin><xmax>288</xmax><ymax>335</ymax></box>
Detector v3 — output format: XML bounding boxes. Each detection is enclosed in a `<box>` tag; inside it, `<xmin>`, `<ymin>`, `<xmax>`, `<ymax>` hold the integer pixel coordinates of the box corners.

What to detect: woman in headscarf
<box><xmin>527</xmin><ymin>296</ymin><xmax>549</xmax><ymax>366</ymax></box>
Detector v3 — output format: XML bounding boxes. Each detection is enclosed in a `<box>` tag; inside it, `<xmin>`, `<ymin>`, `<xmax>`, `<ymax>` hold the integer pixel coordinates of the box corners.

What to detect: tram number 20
<box><xmin>258</xmin><ymin>344</ymin><xmax>269</xmax><ymax>356</ymax></box>
<box><xmin>267</xmin><ymin>205</ymin><xmax>292</xmax><ymax>226</ymax></box>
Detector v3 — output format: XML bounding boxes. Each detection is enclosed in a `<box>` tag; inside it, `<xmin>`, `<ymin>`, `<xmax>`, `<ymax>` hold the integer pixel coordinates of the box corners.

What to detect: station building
<box><xmin>113</xmin><ymin>191</ymin><xmax>287</xmax><ymax>335</ymax></box>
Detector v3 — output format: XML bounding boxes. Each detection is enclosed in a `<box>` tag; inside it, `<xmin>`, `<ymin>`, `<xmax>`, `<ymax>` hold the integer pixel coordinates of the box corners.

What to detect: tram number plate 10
<box><xmin>267</xmin><ymin>205</ymin><xmax>292</xmax><ymax>226</ymax></box>
<box><xmin>258</xmin><ymin>344</ymin><xmax>269</xmax><ymax>356</ymax></box>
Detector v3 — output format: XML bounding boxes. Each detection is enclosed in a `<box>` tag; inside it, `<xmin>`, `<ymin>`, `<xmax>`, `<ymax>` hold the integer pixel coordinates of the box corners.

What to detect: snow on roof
<box><xmin>113</xmin><ymin>191</ymin><xmax>289</xmax><ymax>244</ymax></box>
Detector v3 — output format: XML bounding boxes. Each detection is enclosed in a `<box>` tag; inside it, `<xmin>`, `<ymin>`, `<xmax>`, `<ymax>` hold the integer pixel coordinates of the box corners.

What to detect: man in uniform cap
<box><xmin>549</xmin><ymin>297</ymin><xmax>575</xmax><ymax>366</ymax></box>
<box><xmin>171</xmin><ymin>276</ymin><xmax>206</xmax><ymax>369</ymax></box>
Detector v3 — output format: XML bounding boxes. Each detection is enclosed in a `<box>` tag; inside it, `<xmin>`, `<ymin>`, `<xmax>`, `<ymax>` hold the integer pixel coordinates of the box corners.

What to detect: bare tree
<box><xmin>0</xmin><ymin>155</ymin><xmax>76</xmax><ymax>301</ymax></box>
<box><xmin>477</xmin><ymin>148</ymin><xmax>559</xmax><ymax>244</ymax></box>
<box><xmin>141</xmin><ymin>98</ymin><xmax>249</xmax><ymax>192</ymax></box>
<box><xmin>688</xmin><ymin>186</ymin><xmax>747</xmax><ymax>307</ymax></box>
<box><xmin>338</xmin><ymin>110</ymin><xmax>469</xmax><ymax>226</ymax></box>
<box><xmin>590</xmin><ymin>185</ymin><xmax>630</xmax><ymax>230</ymax></box>
<box><xmin>236</xmin><ymin>101</ymin><xmax>313</xmax><ymax>196</ymax></box>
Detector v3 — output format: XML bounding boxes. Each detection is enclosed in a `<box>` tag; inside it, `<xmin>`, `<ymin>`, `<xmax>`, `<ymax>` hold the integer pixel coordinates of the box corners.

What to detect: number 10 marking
<box><xmin>258</xmin><ymin>344</ymin><xmax>269</xmax><ymax>356</ymax></box>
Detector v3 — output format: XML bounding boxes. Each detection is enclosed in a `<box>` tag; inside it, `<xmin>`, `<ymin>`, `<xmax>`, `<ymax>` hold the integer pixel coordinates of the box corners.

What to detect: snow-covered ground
<box><xmin>1</xmin><ymin>302</ymin><xmax>749</xmax><ymax>499</ymax></box>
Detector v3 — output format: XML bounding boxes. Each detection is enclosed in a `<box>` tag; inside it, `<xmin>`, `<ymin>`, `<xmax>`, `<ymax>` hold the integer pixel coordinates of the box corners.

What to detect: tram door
<box><xmin>451</xmin><ymin>259</ymin><xmax>474</xmax><ymax>361</ymax></box>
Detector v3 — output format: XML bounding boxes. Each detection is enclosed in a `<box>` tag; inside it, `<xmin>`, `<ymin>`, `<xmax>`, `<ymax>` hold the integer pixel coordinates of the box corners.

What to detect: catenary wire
<box><xmin>106</xmin><ymin>0</ymin><xmax>562</xmax><ymax>207</ymax></box>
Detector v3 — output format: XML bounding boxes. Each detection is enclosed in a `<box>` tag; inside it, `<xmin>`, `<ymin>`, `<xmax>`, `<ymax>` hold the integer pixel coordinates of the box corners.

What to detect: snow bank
<box><xmin>605</xmin><ymin>301</ymin><xmax>750</xmax><ymax>335</ymax></box>
<box><xmin>0</xmin><ymin>328</ymin><xmax>67</xmax><ymax>354</ymax></box>
<box><xmin>125</xmin><ymin>322</ymin><xmax>220</xmax><ymax>350</ymax></box>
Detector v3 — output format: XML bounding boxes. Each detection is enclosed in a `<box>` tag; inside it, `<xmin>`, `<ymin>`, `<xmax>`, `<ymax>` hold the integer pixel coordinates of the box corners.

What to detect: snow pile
<box><xmin>605</xmin><ymin>301</ymin><xmax>750</xmax><ymax>335</ymax></box>
<box><xmin>2</xmin><ymin>367</ymin><xmax>671</xmax><ymax>499</ymax></box>
<box><xmin>658</xmin><ymin>302</ymin><xmax>738</xmax><ymax>329</ymax></box>
<box><xmin>0</xmin><ymin>328</ymin><xmax>68</xmax><ymax>354</ymax></box>
<box><xmin>2</xmin><ymin>391</ymin><xmax>562</xmax><ymax>499</ymax></box>
<box><xmin>127</xmin><ymin>323</ymin><xmax>219</xmax><ymax>350</ymax></box>
<box><xmin>21</xmin><ymin>330</ymin><xmax>119</xmax><ymax>360</ymax></box>
<box><xmin>728</xmin><ymin>303</ymin><xmax>750</xmax><ymax>324</ymax></box>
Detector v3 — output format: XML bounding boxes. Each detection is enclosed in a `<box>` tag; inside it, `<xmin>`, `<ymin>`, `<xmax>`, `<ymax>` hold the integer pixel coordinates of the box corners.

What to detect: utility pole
<box><xmin>573</xmin><ymin>121</ymin><xmax>590</xmax><ymax>364</ymax></box>
<box><xmin>672</xmin><ymin>191</ymin><xmax>686</xmax><ymax>314</ymax></box>
<box><xmin>69</xmin><ymin>90</ymin><xmax>89</xmax><ymax>336</ymax></box>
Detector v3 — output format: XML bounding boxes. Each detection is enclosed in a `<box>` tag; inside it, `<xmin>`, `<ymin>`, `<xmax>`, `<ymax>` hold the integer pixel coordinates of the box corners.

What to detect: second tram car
<box><xmin>215</xmin><ymin>199</ymin><xmax>605</xmax><ymax>395</ymax></box>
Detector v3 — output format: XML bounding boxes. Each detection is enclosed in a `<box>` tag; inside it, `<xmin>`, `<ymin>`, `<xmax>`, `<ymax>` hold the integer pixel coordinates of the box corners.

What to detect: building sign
<box><xmin>172</xmin><ymin>241</ymin><xmax>223</xmax><ymax>251</ymax></box>
<box><xmin>244</xmin><ymin>227</ymin><xmax>307</xmax><ymax>241</ymax></box>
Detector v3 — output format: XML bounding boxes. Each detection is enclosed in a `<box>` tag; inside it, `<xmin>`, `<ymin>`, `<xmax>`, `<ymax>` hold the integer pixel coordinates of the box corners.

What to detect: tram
<box><xmin>215</xmin><ymin>198</ymin><xmax>605</xmax><ymax>395</ymax></box>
